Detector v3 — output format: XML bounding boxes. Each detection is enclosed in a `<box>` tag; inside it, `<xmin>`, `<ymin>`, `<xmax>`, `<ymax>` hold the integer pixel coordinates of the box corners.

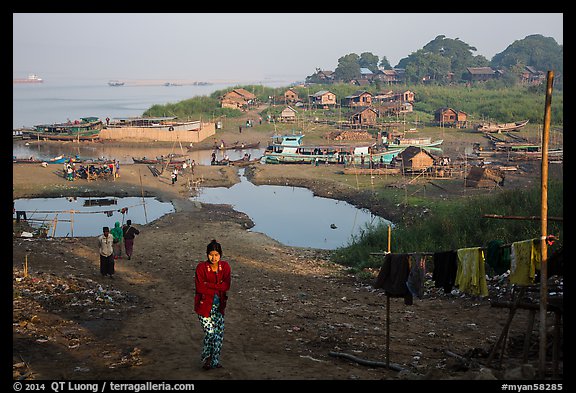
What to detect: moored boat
<box><xmin>260</xmin><ymin>134</ymin><xmax>404</xmax><ymax>165</ymax></box>
<box><xmin>384</xmin><ymin>135</ymin><xmax>443</xmax><ymax>149</ymax></box>
<box><xmin>475</xmin><ymin>119</ymin><xmax>529</xmax><ymax>133</ymax></box>
<box><xmin>132</xmin><ymin>157</ymin><xmax>186</xmax><ymax>165</ymax></box>
<box><xmin>108</xmin><ymin>80</ymin><xmax>125</xmax><ymax>86</ymax></box>
<box><xmin>29</xmin><ymin>117</ymin><xmax>103</xmax><ymax>141</ymax></box>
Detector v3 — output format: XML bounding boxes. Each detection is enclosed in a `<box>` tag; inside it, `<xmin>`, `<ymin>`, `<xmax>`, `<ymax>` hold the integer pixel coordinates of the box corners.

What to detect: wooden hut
<box><xmin>284</xmin><ymin>88</ymin><xmax>299</xmax><ymax>103</ymax></box>
<box><xmin>280</xmin><ymin>106</ymin><xmax>297</xmax><ymax>122</ymax></box>
<box><xmin>343</xmin><ymin>91</ymin><xmax>373</xmax><ymax>108</ymax></box>
<box><xmin>220</xmin><ymin>88</ymin><xmax>257</xmax><ymax>110</ymax></box>
<box><xmin>309</xmin><ymin>90</ymin><xmax>337</xmax><ymax>108</ymax></box>
<box><xmin>434</xmin><ymin>107</ymin><xmax>469</xmax><ymax>128</ymax></box>
<box><xmin>394</xmin><ymin>146</ymin><xmax>435</xmax><ymax>172</ymax></box>
<box><xmin>350</xmin><ymin>107</ymin><xmax>378</xmax><ymax>125</ymax></box>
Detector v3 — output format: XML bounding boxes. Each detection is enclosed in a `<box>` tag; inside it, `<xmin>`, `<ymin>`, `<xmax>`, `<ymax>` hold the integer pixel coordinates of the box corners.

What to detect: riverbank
<box><xmin>13</xmin><ymin>157</ymin><xmax>560</xmax><ymax>381</ymax></box>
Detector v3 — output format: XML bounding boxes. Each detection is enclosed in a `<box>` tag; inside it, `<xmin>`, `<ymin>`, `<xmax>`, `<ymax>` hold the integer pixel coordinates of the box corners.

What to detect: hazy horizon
<box><xmin>13</xmin><ymin>13</ymin><xmax>563</xmax><ymax>84</ymax></box>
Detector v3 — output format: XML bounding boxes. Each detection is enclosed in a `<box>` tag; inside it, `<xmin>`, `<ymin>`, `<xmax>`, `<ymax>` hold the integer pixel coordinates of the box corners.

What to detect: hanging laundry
<box><xmin>374</xmin><ymin>253</ymin><xmax>413</xmax><ymax>305</ymax></box>
<box><xmin>406</xmin><ymin>254</ymin><xmax>426</xmax><ymax>299</ymax></box>
<box><xmin>510</xmin><ymin>239</ymin><xmax>541</xmax><ymax>285</ymax></box>
<box><xmin>455</xmin><ymin>247</ymin><xmax>488</xmax><ymax>297</ymax></box>
<box><xmin>485</xmin><ymin>239</ymin><xmax>511</xmax><ymax>275</ymax></box>
<box><xmin>432</xmin><ymin>250</ymin><xmax>458</xmax><ymax>293</ymax></box>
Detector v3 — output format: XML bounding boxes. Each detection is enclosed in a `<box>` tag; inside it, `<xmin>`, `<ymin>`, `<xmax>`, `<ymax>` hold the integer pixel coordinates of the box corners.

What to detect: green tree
<box><xmin>334</xmin><ymin>53</ymin><xmax>361</xmax><ymax>82</ymax></box>
<box><xmin>402</xmin><ymin>50</ymin><xmax>451</xmax><ymax>84</ymax></box>
<box><xmin>359</xmin><ymin>52</ymin><xmax>380</xmax><ymax>73</ymax></box>
<box><xmin>379</xmin><ymin>56</ymin><xmax>392</xmax><ymax>70</ymax></box>
<box><xmin>491</xmin><ymin>34</ymin><xmax>563</xmax><ymax>75</ymax></box>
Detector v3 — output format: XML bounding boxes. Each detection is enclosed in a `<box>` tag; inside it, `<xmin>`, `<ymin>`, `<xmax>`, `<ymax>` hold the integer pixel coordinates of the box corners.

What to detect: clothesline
<box><xmin>369</xmin><ymin>235</ymin><xmax>558</xmax><ymax>257</ymax></box>
<box><xmin>372</xmin><ymin>236</ymin><xmax>561</xmax><ymax>299</ymax></box>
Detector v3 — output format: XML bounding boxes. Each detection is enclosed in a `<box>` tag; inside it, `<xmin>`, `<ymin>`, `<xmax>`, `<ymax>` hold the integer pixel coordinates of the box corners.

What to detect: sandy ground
<box><xmin>12</xmin><ymin>115</ymin><xmax>563</xmax><ymax>383</ymax></box>
<box><xmin>12</xmin><ymin>157</ymin><xmax>563</xmax><ymax>383</ymax></box>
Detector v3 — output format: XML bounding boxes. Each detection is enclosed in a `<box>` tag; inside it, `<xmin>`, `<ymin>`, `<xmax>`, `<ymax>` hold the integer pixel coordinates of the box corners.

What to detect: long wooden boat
<box><xmin>13</xmin><ymin>157</ymin><xmax>43</xmax><ymax>164</ymax></box>
<box><xmin>107</xmin><ymin>116</ymin><xmax>201</xmax><ymax>133</ymax></box>
<box><xmin>260</xmin><ymin>134</ymin><xmax>404</xmax><ymax>165</ymax></box>
<box><xmin>384</xmin><ymin>136</ymin><xmax>443</xmax><ymax>149</ymax></box>
<box><xmin>475</xmin><ymin>119</ymin><xmax>529</xmax><ymax>133</ymax></box>
<box><xmin>233</xmin><ymin>141</ymin><xmax>261</xmax><ymax>150</ymax></box>
<box><xmin>132</xmin><ymin>157</ymin><xmax>186</xmax><ymax>165</ymax></box>
<box><xmin>28</xmin><ymin>116</ymin><xmax>103</xmax><ymax>141</ymax></box>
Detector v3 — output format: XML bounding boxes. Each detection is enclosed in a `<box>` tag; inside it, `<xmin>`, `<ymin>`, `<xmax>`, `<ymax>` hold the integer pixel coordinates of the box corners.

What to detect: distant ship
<box><xmin>13</xmin><ymin>74</ymin><xmax>43</xmax><ymax>84</ymax></box>
<box><xmin>108</xmin><ymin>80</ymin><xmax>125</xmax><ymax>86</ymax></box>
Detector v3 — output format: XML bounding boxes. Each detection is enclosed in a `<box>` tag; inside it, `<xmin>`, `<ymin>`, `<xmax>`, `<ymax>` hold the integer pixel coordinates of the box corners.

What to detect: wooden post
<box><xmin>387</xmin><ymin>225</ymin><xmax>391</xmax><ymax>253</ymax></box>
<box><xmin>386</xmin><ymin>294</ymin><xmax>390</xmax><ymax>368</ymax></box>
<box><xmin>539</xmin><ymin>70</ymin><xmax>553</xmax><ymax>378</ymax></box>
<box><xmin>51</xmin><ymin>214</ymin><xmax>58</xmax><ymax>238</ymax></box>
<box><xmin>24</xmin><ymin>255</ymin><xmax>28</xmax><ymax>278</ymax></box>
<box><xmin>139</xmin><ymin>169</ymin><xmax>148</xmax><ymax>224</ymax></box>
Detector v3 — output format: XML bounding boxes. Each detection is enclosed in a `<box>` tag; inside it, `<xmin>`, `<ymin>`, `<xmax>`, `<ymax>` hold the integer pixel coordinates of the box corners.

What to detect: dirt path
<box><xmin>13</xmin><ymin>161</ymin><xmax>548</xmax><ymax>382</ymax></box>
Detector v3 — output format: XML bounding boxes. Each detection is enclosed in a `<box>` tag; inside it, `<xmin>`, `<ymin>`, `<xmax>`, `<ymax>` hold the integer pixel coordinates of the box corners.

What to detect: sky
<box><xmin>13</xmin><ymin>13</ymin><xmax>563</xmax><ymax>84</ymax></box>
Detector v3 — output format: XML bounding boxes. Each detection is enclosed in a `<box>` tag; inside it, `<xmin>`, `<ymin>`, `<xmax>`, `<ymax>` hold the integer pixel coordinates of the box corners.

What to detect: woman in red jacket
<box><xmin>194</xmin><ymin>239</ymin><xmax>231</xmax><ymax>370</ymax></box>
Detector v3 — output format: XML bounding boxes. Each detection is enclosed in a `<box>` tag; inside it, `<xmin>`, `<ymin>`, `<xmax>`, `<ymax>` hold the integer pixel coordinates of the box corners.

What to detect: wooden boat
<box><xmin>475</xmin><ymin>119</ymin><xmax>529</xmax><ymax>133</ymax></box>
<box><xmin>13</xmin><ymin>157</ymin><xmax>42</xmax><ymax>164</ymax></box>
<box><xmin>384</xmin><ymin>136</ymin><xmax>443</xmax><ymax>149</ymax></box>
<box><xmin>230</xmin><ymin>158</ymin><xmax>260</xmax><ymax>167</ymax></box>
<box><xmin>204</xmin><ymin>141</ymin><xmax>261</xmax><ymax>151</ymax></box>
<box><xmin>233</xmin><ymin>141</ymin><xmax>261</xmax><ymax>150</ymax></box>
<box><xmin>30</xmin><ymin>117</ymin><xmax>103</xmax><ymax>141</ymax></box>
<box><xmin>132</xmin><ymin>157</ymin><xmax>186</xmax><ymax>165</ymax></box>
<box><xmin>260</xmin><ymin>134</ymin><xmax>404</xmax><ymax>165</ymax></box>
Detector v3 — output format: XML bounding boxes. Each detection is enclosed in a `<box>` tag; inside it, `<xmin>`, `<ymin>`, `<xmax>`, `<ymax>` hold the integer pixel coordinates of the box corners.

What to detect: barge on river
<box><xmin>27</xmin><ymin>117</ymin><xmax>103</xmax><ymax>141</ymax></box>
<box><xmin>260</xmin><ymin>134</ymin><xmax>405</xmax><ymax>165</ymax></box>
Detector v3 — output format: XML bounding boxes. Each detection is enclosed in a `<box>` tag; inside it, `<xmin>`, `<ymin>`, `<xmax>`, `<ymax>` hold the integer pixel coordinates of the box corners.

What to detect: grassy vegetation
<box><xmin>332</xmin><ymin>180</ymin><xmax>563</xmax><ymax>272</ymax></box>
<box><xmin>141</xmin><ymin>83</ymin><xmax>563</xmax><ymax>127</ymax></box>
<box><xmin>140</xmin><ymin>83</ymin><xmax>562</xmax><ymax>272</ymax></box>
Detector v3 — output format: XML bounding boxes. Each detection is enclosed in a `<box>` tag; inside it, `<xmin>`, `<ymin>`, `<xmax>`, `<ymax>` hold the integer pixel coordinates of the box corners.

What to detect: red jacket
<box><xmin>194</xmin><ymin>260</ymin><xmax>231</xmax><ymax>317</ymax></box>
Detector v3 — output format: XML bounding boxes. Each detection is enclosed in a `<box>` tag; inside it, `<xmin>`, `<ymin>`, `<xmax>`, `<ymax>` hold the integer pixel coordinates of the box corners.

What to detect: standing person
<box><xmin>173</xmin><ymin>167</ymin><xmax>178</xmax><ymax>182</ymax></box>
<box><xmin>110</xmin><ymin>221</ymin><xmax>123</xmax><ymax>259</ymax></box>
<box><xmin>194</xmin><ymin>239</ymin><xmax>231</xmax><ymax>370</ymax></box>
<box><xmin>98</xmin><ymin>226</ymin><xmax>115</xmax><ymax>278</ymax></box>
<box><xmin>122</xmin><ymin>219</ymin><xmax>140</xmax><ymax>260</ymax></box>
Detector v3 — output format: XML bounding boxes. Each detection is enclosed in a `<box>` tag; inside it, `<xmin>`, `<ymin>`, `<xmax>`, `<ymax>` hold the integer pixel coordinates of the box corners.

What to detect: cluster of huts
<box><xmin>219</xmin><ymin>87</ymin><xmax>470</xmax><ymax>128</ymax></box>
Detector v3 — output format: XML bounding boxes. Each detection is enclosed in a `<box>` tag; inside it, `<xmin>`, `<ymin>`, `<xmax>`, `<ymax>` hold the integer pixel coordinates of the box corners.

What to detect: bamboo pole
<box><xmin>539</xmin><ymin>70</ymin><xmax>553</xmax><ymax>378</ymax></box>
<box><xmin>51</xmin><ymin>214</ymin><xmax>58</xmax><ymax>238</ymax></box>
<box><xmin>139</xmin><ymin>169</ymin><xmax>148</xmax><ymax>224</ymax></box>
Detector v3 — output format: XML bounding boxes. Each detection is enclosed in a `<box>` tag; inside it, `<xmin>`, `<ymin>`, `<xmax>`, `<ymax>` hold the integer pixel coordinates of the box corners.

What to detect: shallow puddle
<box><xmin>13</xmin><ymin>196</ymin><xmax>174</xmax><ymax>238</ymax></box>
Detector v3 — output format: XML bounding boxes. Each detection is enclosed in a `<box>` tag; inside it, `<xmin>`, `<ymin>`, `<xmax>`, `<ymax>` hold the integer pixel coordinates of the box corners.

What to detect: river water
<box><xmin>13</xmin><ymin>76</ymin><xmax>391</xmax><ymax>249</ymax></box>
<box><xmin>193</xmin><ymin>169</ymin><xmax>389</xmax><ymax>249</ymax></box>
<box><xmin>12</xmin><ymin>76</ymin><xmax>290</xmax><ymax>130</ymax></box>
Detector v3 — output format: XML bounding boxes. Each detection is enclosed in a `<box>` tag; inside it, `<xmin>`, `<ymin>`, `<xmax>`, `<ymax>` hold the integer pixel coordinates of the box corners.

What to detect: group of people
<box><xmin>63</xmin><ymin>159</ymin><xmax>120</xmax><ymax>181</ymax></box>
<box><xmin>98</xmin><ymin>226</ymin><xmax>231</xmax><ymax>371</ymax></box>
<box><xmin>97</xmin><ymin>219</ymin><xmax>141</xmax><ymax>278</ymax></box>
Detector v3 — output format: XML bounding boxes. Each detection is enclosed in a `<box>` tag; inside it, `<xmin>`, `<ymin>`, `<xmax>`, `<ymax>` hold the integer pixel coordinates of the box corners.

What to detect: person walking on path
<box><xmin>122</xmin><ymin>219</ymin><xmax>140</xmax><ymax>260</ymax></box>
<box><xmin>98</xmin><ymin>226</ymin><xmax>115</xmax><ymax>278</ymax></box>
<box><xmin>110</xmin><ymin>221</ymin><xmax>123</xmax><ymax>259</ymax></box>
<box><xmin>194</xmin><ymin>239</ymin><xmax>231</xmax><ymax>370</ymax></box>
